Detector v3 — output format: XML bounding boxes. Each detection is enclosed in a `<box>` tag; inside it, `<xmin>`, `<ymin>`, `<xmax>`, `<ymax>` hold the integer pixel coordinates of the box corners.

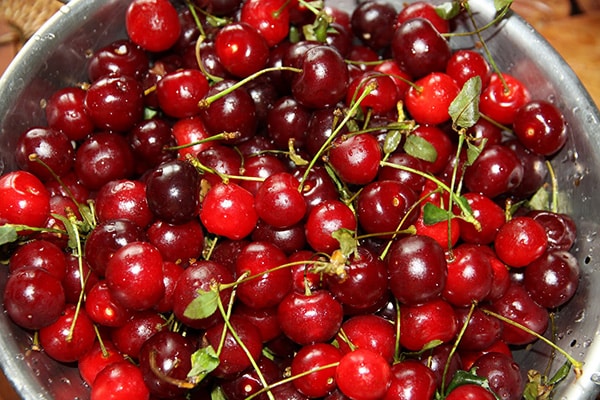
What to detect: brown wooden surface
<box><xmin>0</xmin><ymin>6</ymin><xmax>599</xmax><ymax>400</ymax></box>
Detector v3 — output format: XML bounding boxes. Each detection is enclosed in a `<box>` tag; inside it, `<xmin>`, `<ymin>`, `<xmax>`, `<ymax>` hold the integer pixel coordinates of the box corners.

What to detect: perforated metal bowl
<box><xmin>0</xmin><ymin>0</ymin><xmax>599</xmax><ymax>399</ymax></box>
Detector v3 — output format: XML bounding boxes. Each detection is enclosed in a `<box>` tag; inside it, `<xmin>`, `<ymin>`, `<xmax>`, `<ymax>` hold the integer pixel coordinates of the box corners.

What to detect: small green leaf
<box><xmin>144</xmin><ymin>107</ymin><xmax>158</xmax><ymax>120</ymax></box>
<box><xmin>466</xmin><ymin>138</ymin><xmax>487</xmax><ymax>166</ymax></box>
<box><xmin>445</xmin><ymin>369</ymin><xmax>493</xmax><ymax>395</ymax></box>
<box><xmin>188</xmin><ymin>345</ymin><xmax>220</xmax><ymax>383</ymax></box>
<box><xmin>332</xmin><ymin>228</ymin><xmax>357</xmax><ymax>259</ymax></box>
<box><xmin>449</xmin><ymin>76</ymin><xmax>482</xmax><ymax>129</ymax></box>
<box><xmin>211</xmin><ymin>386</ymin><xmax>227</xmax><ymax>400</ymax></box>
<box><xmin>522</xmin><ymin>381</ymin><xmax>538</xmax><ymax>400</ymax></box>
<box><xmin>494</xmin><ymin>0</ymin><xmax>513</xmax><ymax>12</ymax></box>
<box><xmin>435</xmin><ymin>2</ymin><xmax>461</xmax><ymax>20</ymax></box>
<box><xmin>528</xmin><ymin>186</ymin><xmax>550</xmax><ymax>211</ymax></box>
<box><xmin>404</xmin><ymin>134</ymin><xmax>437</xmax><ymax>163</ymax></box>
<box><xmin>51</xmin><ymin>213</ymin><xmax>79</xmax><ymax>250</ymax></box>
<box><xmin>0</xmin><ymin>225</ymin><xmax>18</xmax><ymax>246</ymax></box>
<box><xmin>421</xmin><ymin>339</ymin><xmax>443</xmax><ymax>352</ymax></box>
<box><xmin>383</xmin><ymin>130</ymin><xmax>403</xmax><ymax>155</ymax></box>
<box><xmin>183</xmin><ymin>289</ymin><xmax>219</xmax><ymax>320</ymax></box>
<box><xmin>422</xmin><ymin>202</ymin><xmax>449</xmax><ymax>226</ymax></box>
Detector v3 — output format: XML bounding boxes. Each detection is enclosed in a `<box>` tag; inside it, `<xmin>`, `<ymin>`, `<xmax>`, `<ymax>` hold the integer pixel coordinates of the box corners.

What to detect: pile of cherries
<box><xmin>0</xmin><ymin>0</ymin><xmax>582</xmax><ymax>399</ymax></box>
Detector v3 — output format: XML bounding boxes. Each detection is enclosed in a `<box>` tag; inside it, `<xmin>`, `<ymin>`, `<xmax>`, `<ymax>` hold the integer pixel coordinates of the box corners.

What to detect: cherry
<box><xmin>479</xmin><ymin>72</ymin><xmax>531</xmax><ymax>125</ymax></box>
<box><xmin>384</xmin><ymin>359</ymin><xmax>437</xmax><ymax>400</ymax></box>
<box><xmin>147</xmin><ymin>219</ymin><xmax>204</xmax><ymax>264</ymax></box>
<box><xmin>351</xmin><ymin>1</ymin><xmax>397</xmax><ymax>50</ymax></box>
<box><xmin>88</xmin><ymin>39</ymin><xmax>149</xmax><ymax>82</ymax></box>
<box><xmin>254</xmin><ymin>172</ymin><xmax>307</xmax><ymax>228</ymax></box>
<box><xmin>79</xmin><ymin>340</ymin><xmax>126</xmax><ymax>386</ymax></box>
<box><xmin>199</xmin><ymin>79</ymin><xmax>258</xmax><ymax>143</ymax></box>
<box><xmin>62</xmin><ymin>254</ymin><xmax>99</xmax><ymax>304</ymax></box>
<box><xmin>523</xmin><ymin>250</ymin><xmax>580</xmax><ymax>308</ymax></box>
<box><xmin>200</xmin><ymin>181</ymin><xmax>259</xmax><ymax>240</ymax></box>
<box><xmin>463</xmin><ymin>144</ymin><xmax>524</xmax><ymax>199</ymax></box>
<box><xmin>3</xmin><ymin>266</ymin><xmax>65</xmax><ymax>330</ymax></box>
<box><xmin>445</xmin><ymin>384</ymin><xmax>496</xmax><ymax>400</ymax></box>
<box><xmin>489</xmin><ymin>282</ymin><xmax>549</xmax><ymax>345</ymax></box>
<box><xmin>417</xmin><ymin>343</ymin><xmax>463</xmax><ymax>390</ymax></box>
<box><xmin>472</xmin><ymin>352</ymin><xmax>523</xmax><ymax>400</ymax></box>
<box><xmin>240</xmin><ymin>0</ymin><xmax>289</xmax><ymax>47</ymax></box>
<box><xmin>95</xmin><ymin>179</ymin><xmax>153</xmax><ymax>229</ymax></box>
<box><xmin>84</xmin><ymin>219</ymin><xmax>147</xmax><ymax>277</ymax></box>
<box><xmin>513</xmin><ymin>100</ymin><xmax>568</xmax><ymax>155</ymax></box>
<box><xmin>458</xmin><ymin>192</ymin><xmax>505</xmax><ymax>245</ymax></box>
<box><xmin>204</xmin><ymin>315</ymin><xmax>263</xmax><ymax>378</ymax></box>
<box><xmin>172</xmin><ymin>260</ymin><xmax>234</xmax><ymax>330</ymax></box>
<box><xmin>443</xmin><ymin>244</ymin><xmax>493</xmax><ymax>307</ymax></box>
<box><xmin>288</xmin><ymin>249</ymin><xmax>322</xmax><ymax>293</ymax></box>
<box><xmin>74</xmin><ymin>131</ymin><xmax>135</xmax><ymax>191</ymax></box>
<box><xmin>9</xmin><ymin>239</ymin><xmax>67</xmax><ymax>280</ymax></box>
<box><xmin>291</xmin><ymin>45</ymin><xmax>349</xmax><ymax>109</ymax></box>
<box><xmin>105</xmin><ymin>241</ymin><xmax>165</xmax><ymax>311</ymax></box>
<box><xmin>377</xmin><ymin>152</ymin><xmax>426</xmax><ymax>193</ymax></box>
<box><xmin>373</xmin><ymin>60</ymin><xmax>412</xmax><ymax>102</ymax></box>
<box><xmin>145</xmin><ymin>159</ymin><xmax>201</xmax><ymax>225</ymax></box>
<box><xmin>220</xmin><ymin>356</ymin><xmax>282</xmax><ymax>400</ymax></box>
<box><xmin>0</xmin><ymin>170</ymin><xmax>50</xmax><ymax>228</ymax></box>
<box><xmin>455</xmin><ymin>306</ymin><xmax>503</xmax><ymax>352</ymax></box>
<box><xmin>335</xmin><ymin>314</ymin><xmax>396</xmax><ymax>364</ymax></box>
<box><xmin>505</xmin><ymin>139</ymin><xmax>548</xmax><ymax>198</ymax></box>
<box><xmin>15</xmin><ymin>127</ymin><xmax>74</xmax><ymax>181</ymax></box>
<box><xmin>45</xmin><ymin>86</ymin><xmax>94</xmax><ymax>141</ymax></box>
<box><xmin>126</xmin><ymin>0</ymin><xmax>181</xmax><ymax>53</ymax></box>
<box><xmin>156</xmin><ymin>69</ymin><xmax>209</xmax><ymax>119</ymax></box>
<box><xmin>328</xmin><ymin>133</ymin><xmax>382</xmax><ymax>185</ymax></box>
<box><xmin>128</xmin><ymin>117</ymin><xmax>177</xmax><ymax>172</ymax></box>
<box><xmin>399</xmin><ymin>299</ymin><xmax>457</xmax><ymax>351</ymax></box>
<box><xmin>391</xmin><ymin>18</ymin><xmax>451</xmax><ymax>79</ymax></box>
<box><xmin>196</xmin><ymin>144</ymin><xmax>243</xmax><ymax>186</ymax></box>
<box><xmin>110</xmin><ymin>311</ymin><xmax>167</xmax><ymax>360</ymax></box>
<box><xmin>85</xmin><ymin>74</ymin><xmax>144</xmax><ymax>132</ymax></box>
<box><xmin>155</xmin><ymin>261</ymin><xmax>185</xmax><ymax>313</ymax></box>
<box><xmin>291</xmin><ymin>343</ymin><xmax>342</xmax><ymax>398</ymax></box>
<box><xmin>236</xmin><ymin>303</ymin><xmax>282</xmax><ymax>343</ymax></box>
<box><xmin>494</xmin><ymin>216</ymin><xmax>548</xmax><ymax>268</ymax></box>
<box><xmin>171</xmin><ymin>116</ymin><xmax>213</xmax><ymax>160</ymax></box>
<box><xmin>395</xmin><ymin>1</ymin><xmax>450</xmax><ymax>34</ymax></box>
<box><xmin>326</xmin><ymin>247</ymin><xmax>389</xmax><ymax>314</ymax></box>
<box><xmin>304</xmin><ymin>199</ymin><xmax>357</xmax><ymax>254</ymax></box>
<box><xmin>405</xmin><ymin>72</ymin><xmax>460</xmax><ymax>125</ymax></box>
<box><xmin>386</xmin><ymin>235</ymin><xmax>447</xmax><ymax>305</ymax></box>
<box><xmin>446</xmin><ymin>49</ymin><xmax>492</xmax><ymax>88</ymax></box>
<box><xmin>527</xmin><ymin>210</ymin><xmax>577</xmax><ymax>251</ymax></box>
<box><xmin>335</xmin><ymin>348</ymin><xmax>392</xmax><ymax>400</ymax></box>
<box><xmin>292</xmin><ymin>164</ymin><xmax>339</xmax><ymax>212</ymax></box>
<box><xmin>38</xmin><ymin>304</ymin><xmax>96</xmax><ymax>363</ymax></box>
<box><xmin>214</xmin><ymin>22</ymin><xmax>270</xmax><ymax>78</ymax></box>
<box><xmin>277</xmin><ymin>289</ymin><xmax>344</xmax><ymax>345</ymax></box>
<box><xmin>90</xmin><ymin>361</ymin><xmax>150</xmax><ymax>400</ymax></box>
<box><xmin>240</xmin><ymin>154</ymin><xmax>287</xmax><ymax>195</ymax></box>
<box><xmin>85</xmin><ymin>280</ymin><xmax>133</xmax><ymax>327</ymax></box>
<box><xmin>138</xmin><ymin>330</ymin><xmax>196</xmax><ymax>398</ymax></box>
<box><xmin>252</xmin><ymin>220</ymin><xmax>307</xmax><ymax>255</ymax></box>
<box><xmin>235</xmin><ymin>241</ymin><xmax>291</xmax><ymax>309</ymax></box>
<box><xmin>267</xmin><ymin>96</ymin><xmax>311</xmax><ymax>150</ymax></box>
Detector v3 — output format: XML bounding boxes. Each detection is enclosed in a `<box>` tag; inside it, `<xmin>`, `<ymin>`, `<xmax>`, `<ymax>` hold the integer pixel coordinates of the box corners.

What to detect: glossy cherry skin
<box><xmin>458</xmin><ymin>192</ymin><xmax>505</xmax><ymax>245</ymax></box>
<box><xmin>335</xmin><ymin>314</ymin><xmax>396</xmax><ymax>364</ymax></box>
<box><xmin>156</xmin><ymin>69</ymin><xmax>209</xmax><ymax>119</ymax></box>
<box><xmin>399</xmin><ymin>299</ymin><xmax>457</xmax><ymax>351</ymax></box>
<box><xmin>45</xmin><ymin>86</ymin><xmax>94</xmax><ymax>141</ymax></box>
<box><xmin>9</xmin><ymin>239</ymin><xmax>67</xmax><ymax>280</ymax></box>
<box><xmin>254</xmin><ymin>172</ymin><xmax>307</xmax><ymax>228</ymax></box>
<box><xmin>455</xmin><ymin>306</ymin><xmax>503</xmax><ymax>352</ymax></box>
<box><xmin>405</xmin><ymin>72</ymin><xmax>460</xmax><ymax>125</ymax></box>
<box><xmin>445</xmin><ymin>384</ymin><xmax>496</xmax><ymax>400</ymax></box>
<box><xmin>386</xmin><ymin>235</ymin><xmax>447</xmax><ymax>305</ymax></box>
<box><xmin>513</xmin><ymin>100</ymin><xmax>567</xmax><ymax>155</ymax></box>
<box><xmin>85</xmin><ymin>280</ymin><xmax>132</xmax><ymax>327</ymax></box>
<box><xmin>214</xmin><ymin>22</ymin><xmax>269</xmax><ymax>78</ymax></box>
<box><xmin>240</xmin><ymin>0</ymin><xmax>290</xmax><ymax>47</ymax></box>
<box><xmin>328</xmin><ymin>133</ymin><xmax>382</xmax><ymax>185</ymax></box>
<box><xmin>15</xmin><ymin>127</ymin><xmax>74</xmax><ymax>181</ymax></box>
<box><xmin>90</xmin><ymin>360</ymin><xmax>150</xmax><ymax>400</ymax></box>
<box><xmin>3</xmin><ymin>266</ymin><xmax>65</xmax><ymax>330</ymax></box>
<box><xmin>0</xmin><ymin>170</ymin><xmax>50</xmax><ymax>228</ymax></box>
<box><xmin>527</xmin><ymin>210</ymin><xmax>577</xmax><ymax>251</ymax></box>
<box><xmin>384</xmin><ymin>359</ymin><xmax>437</xmax><ymax>400</ymax></box>
<box><xmin>443</xmin><ymin>244</ymin><xmax>493</xmax><ymax>307</ymax></box>
<box><xmin>146</xmin><ymin>219</ymin><xmax>204</xmax><ymax>264</ymax></box>
<box><xmin>105</xmin><ymin>241</ymin><xmax>165</xmax><ymax>311</ymax></box>
<box><xmin>446</xmin><ymin>49</ymin><xmax>492</xmax><ymax>88</ymax></box>
<box><xmin>304</xmin><ymin>199</ymin><xmax>357</xmax><ymax>254</ymax></box>
<box><xmin>395</xmin><ymin>1</ymin><xmax>450</xmax><ymax>34</ymax></box>
<box><xmin>479</xmin><ymin>72</ymin><xmax>531</xmax><ymax>125</ymax></box>
<box><xmin>351</xmin><ymin>1</ymin><xmax>397</xmax><ymax>50</ymax></box>
<box><xmin>277</xmin><ymin>289</ymin><xmax>344</xmax><ymax>345</ymax></box>
<box><xmin>79</xmin><ymin>341</ymin><xmax>126</xmax><ymax>386</ymax></box>
<box><xmin>472</xmin><ymin>352</ymin><xmax>523</xmax><ymax>400</ymax></box>
<box><xmin>110</xmin><ymin>311</ymin><xmax>166</xmax><ymax>360</ymax></box>
<box><xmin>88</xmin><ymin>39</ymin><xmax>149</xmax><ymax>81</ymax></box>
<box><xmin>336</xmin><ymin>348</ymin><xmax>392</xmax><ymax>400</ymax></box>
<box><xmin>494</xmin><ymin>216</ymin><xmax>548</xmax><ymax>268</ymax></box>
<box><xmin>291</xmin><ymin>343</ymin><xmax>342</xmax><ymax>398</ymax></box>
<box><xmin>95</xmin><ymin>179</ymin><xmax>153</xmax><ymax>229</ymax></box>
<box><xmin>523</xmin><ymin>250</ymin><xmax>580</xmax><ymax>308</ymax></box>
<box><xmin>126</xmin><ymin>0</ymin><xmax>181</xmax><ymax>52</ymax></box>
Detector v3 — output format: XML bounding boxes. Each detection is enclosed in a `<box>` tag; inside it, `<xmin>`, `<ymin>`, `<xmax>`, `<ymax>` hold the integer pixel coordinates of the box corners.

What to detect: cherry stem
<box><xmin>442</xmin><ymin>302</ymin><xmax>477</xmax><ymax>395</ymax></box>
<box><xmin>198</xmin><ymin>66</ymin><xmax>302</xmax><ymax>108</ymax></box>
<box><xmin>546</xmin><ymin>160</ymin><xmax>559</xmax><ymax>214</ymax></box>
<box><xmin>165</xmin><ymin>131</ymin><xmax>240</xmax><ymax>151</ymax></box>
<box><xmin>481</xmin><ymin>309</ymin><xmax>583</xmax><ymax>377</ymax></box>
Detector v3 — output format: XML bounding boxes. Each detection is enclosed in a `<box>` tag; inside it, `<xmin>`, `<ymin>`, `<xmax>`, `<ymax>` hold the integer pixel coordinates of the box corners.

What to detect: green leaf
<box><xmin>332</xmin><ymin>228</ymin><xmax>357</xmax><ymax>259</ymax></box>
<box><xmin>183</xmin><ymin>289</ymin><xmax>219</xmax><ymax>320</ymax></box>
<box><xmin>522</xmin><ymin>381</ymin><xmax>538</xmax><ymax>400</ymax></box>
<box><xmin>383</xmin><ymin>130</ymin><xmax>403</xmax><ymax>155</ymax></box>
<box><xmin>422</xmin><ymin>202</ymin><xmax>449</xmax><ymax>226</ymax></box>
<box><xmin>528</xmin><ymin>186</ymin><xmax>550</xmax><ymax>211</ymax></box>
<box><xmin>421</xmin><ymin>339</ymin><xmax>443</xmax><ymax>352</ymax></box>
<box><xmin>466</xmin><ymin>138</ymin><xmax>487</xmax><ymax>166</ymax></box>
<box><xmin>449</xmin><ymin>76</ymin><xmax>482</xmax><ymax>129</ymax></box>
<box><xmin>0</xmin><ymin>225</ymin><xmax>18</xmax><ymax>246</ymax></box>
<box><xmin>51</xmin><ymin>213</ymin><xmax>79</xmax><ymax>250</ymax></box>
<box><xmin>445</xmin><ymin>369</ymin><xmax>493</xmax><ymax>395</ymax></box>
<box><xmin>404</xmin><ymin>134</ymin><xmax>437</xmax><ymax>163</ymax></box>
<box><xmin>435</xmin><ymin>2</ymin><xmax>461</xmax><ymax>20</ymax></box>
<box><xmin>211</xmin><ymin>386</ymin><xmax>227</xmax><ymax>400</ymax></box>
<box><xmin>494</xmin><ymin>0</ymin><xmax>513</xmax><ymax>12</ymax></box>
<box><xmin>188</xmin><ymin>345</ymin><xmax>220</xmax><ymax>384</ymax></box>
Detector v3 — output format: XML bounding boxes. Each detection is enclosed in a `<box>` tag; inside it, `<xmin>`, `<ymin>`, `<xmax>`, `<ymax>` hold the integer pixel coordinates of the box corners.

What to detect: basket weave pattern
<box><xmin>1</xmin><ymin>0</ymin><xmax>62</xmax><ymax>42</ymax></box>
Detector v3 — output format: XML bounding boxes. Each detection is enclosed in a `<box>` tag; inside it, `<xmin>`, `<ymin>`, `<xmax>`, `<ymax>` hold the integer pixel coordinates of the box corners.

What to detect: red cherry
<box><xmin>240</xmin><ymin>0</ymin><xmax>290</xmax><ymax>47</ymax></box>
<box><xmin>126</xmin><ymin>0</ymin><xmax>181</xmax><ymax>53</ymax></box>
<box><xmin>513</xmin><ymin>100</ymin><xmax>567</xmax><ymax>155</ymax></box>
<box><xmin>399</xmin><ymin>299</ymin><xmax>457</xmax><ymax>351</ymax></box>
<box><xmin>479</xmin><ymin>72</ymin><xmax>531</xmax><ymax>125</ymax></box>
<box><xmin>91</xmin><ymin>361</ymin><xmax>150</xmax><ymax>400</ymax></box>
<box><xmin>494</xmin><ymin>216</ymin><xmax>548</xmax><ymax>268</ymax></box>
<box><xmin>0</xmin><ymin>170</ymin><xmax>50</xmax><ymax>228</ymax></box>
<box><xmin>304</xmin><ymin>199</ymin><xmax>357</xmax><ymax>254</ymax></box>
<box><xmin>336</xmin><ymin>348</ymin><xmax>392</xmax><ymax>400</ymax></box>
<box><xmin>328</xmin><ymin>133</ymin><xmax>382</xmax><ymax>185</ymax></box>
<box><xmin>291</xmin><ymin>343</ymin><xmax>342</xmax><ymax>398</ymax></box>
<box><xmin>214</xmin><ymin>22</ymin><xmax>270</xmax><ymax>78</ymax></box>
<box><xmin>156</xmin><ymin>69</ymin><xmax>209</xmax><ymax>119</ymax></box>
<box><xmin>405</xmin><ymin>72</ymin><xmax>460</xmax><ymax>125</ymax></box>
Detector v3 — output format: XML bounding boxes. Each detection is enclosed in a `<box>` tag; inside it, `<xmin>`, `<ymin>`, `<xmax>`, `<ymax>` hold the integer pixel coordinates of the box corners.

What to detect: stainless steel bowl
<box><xmin>1</xmin><ymin>0</ymin><xmax>599</xmax><ymax>399</ymax></box>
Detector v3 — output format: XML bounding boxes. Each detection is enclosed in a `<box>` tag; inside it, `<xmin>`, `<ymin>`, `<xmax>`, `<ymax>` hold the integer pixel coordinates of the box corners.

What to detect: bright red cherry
<box><xmin>126</xmin><ymin>0</ymin><xmax>181</xmax><ymax>52</ymax></box>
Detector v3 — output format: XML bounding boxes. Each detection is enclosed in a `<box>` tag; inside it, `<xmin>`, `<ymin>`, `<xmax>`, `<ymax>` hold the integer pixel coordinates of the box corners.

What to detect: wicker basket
<box><xmin>1</xmin><ymin>0</ymin><xmax>62</xmax><ymax>46</ymax></box>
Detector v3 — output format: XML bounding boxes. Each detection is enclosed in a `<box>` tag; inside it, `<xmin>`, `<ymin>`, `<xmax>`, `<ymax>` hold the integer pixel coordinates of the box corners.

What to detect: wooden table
<box><xmin>0</xmin><ymin>7</ymin><xmax>599</xmax><ymax>400</ymax></box>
